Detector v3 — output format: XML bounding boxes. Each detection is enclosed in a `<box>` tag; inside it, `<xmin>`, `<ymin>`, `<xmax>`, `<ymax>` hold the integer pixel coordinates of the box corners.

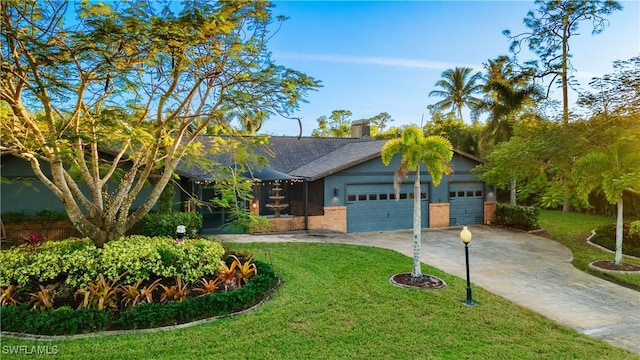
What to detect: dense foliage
<box><xmin>0</xmin><ymin>1</ymin><xmax>320</xmax><ymax>246</ymax></box>
<box><xmin>137</xmin><ymin>213</ymin><xmax>203</xmax><ymax>238</ymax></box>
<box><xmin>495</xmin><ymin>203</ymin><xmax>540</xmax><ymax>230</ymax></box>
<box><xmin>0</xmin><ymin>261</ymin><xmax>277</xmax><ymax>335</ymax></box>
<box><xmin>1</xmin><ymin>210</ymin><xmax>69</xmax><ymax>223</ymax></box>
<box><xmin>0</xmin><ymin>236</ymin><xmax>224</xmax><ymax>288</ymax></box>
<box><xmin>591</xmin><ymin>223</ymin><xmax>640</xmax><ymax>258</ymax></box>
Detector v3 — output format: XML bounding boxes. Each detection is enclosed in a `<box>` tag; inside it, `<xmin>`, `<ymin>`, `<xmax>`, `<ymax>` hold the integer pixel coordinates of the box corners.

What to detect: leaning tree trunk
<box><xmin>614</xmin><ymin>197</ymin><xmax>623</xmax><ymax>265</ymax></box>
<box><xmin>412</xmin><ymin>171</ymin><xmax>422</xmax><ymax>280</ymax></box>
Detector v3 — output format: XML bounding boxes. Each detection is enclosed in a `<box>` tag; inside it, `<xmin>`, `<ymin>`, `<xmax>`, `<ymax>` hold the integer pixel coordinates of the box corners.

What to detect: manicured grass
<box><xmin>539</xmin><ymin>210</ymin><xmax>640</xmax><ymax>290</ymax></box>
<box><xmin>1</xmin><ymin>242</ymin><xmax>635</xmax><ymax>359</ymax></box>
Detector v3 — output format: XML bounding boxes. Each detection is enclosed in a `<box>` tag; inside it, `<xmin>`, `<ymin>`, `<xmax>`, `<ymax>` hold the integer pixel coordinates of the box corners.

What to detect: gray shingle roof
<box><xmin>176</xmin><ymin>135</ymin><xmax>482</xmax><ymax>181</ymax></box>
<box><xmin>288</xmin><ymin>140</ymin><xmax>387</xmax><ymax>180</ymax></box>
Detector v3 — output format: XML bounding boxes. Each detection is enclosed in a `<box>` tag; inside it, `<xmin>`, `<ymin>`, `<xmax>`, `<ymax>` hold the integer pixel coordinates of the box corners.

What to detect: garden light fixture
<box><xmin>176</xmin><ymin>225</ymin><xmax>186</xmax><ymax>245</ymax></box>
<box><xmin>460</xmin><ymin>226</ymin><xmax>475</xmax><ymax>306</ymax></box>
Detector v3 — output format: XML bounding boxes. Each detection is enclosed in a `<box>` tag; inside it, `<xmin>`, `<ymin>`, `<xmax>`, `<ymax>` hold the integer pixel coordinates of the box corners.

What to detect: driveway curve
<box><xmin>218</xmin><ymin>226</ymin><xmax>640</xmax><ymax>354</ymax></box>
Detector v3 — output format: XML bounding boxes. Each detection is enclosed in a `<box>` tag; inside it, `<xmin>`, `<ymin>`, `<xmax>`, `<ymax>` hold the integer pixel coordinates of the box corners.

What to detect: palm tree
<box><xmin>480</xmin><ymin>56</ymin><xmax>541</xmax><ymax>146</ymax></box>
<box><xmin>381</xmin><ymin>126</ymin><xmax>453</xmax><ymax>281</ymax></box>
<box><xmin>478</xmin><ymin>56</ymin><xmax>542</xmax><ymax>205</ymax></box>
<box><xmin>573</xmin><ymin>132</ymin><xmax>640</xmax><ymax>265</ymax></box>
<box><xmin>428</xmin><ymin>67</ymin><xmax>483</xmax><ymax>122</ymax></box>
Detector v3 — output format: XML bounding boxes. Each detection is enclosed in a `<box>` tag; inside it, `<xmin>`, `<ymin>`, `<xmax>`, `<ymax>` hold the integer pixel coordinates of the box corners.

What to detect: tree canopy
<box><xmin>0</xmin><ymin>0</ymin><xmax>320</xmax><ymax>246</ymax></box>
<box><xmin>428</xmin><ymin>67</ymin><xmax>483</xmax><ymax>123</ymax></box>
<box><xmin>504</xmin><ymin>0</ymin><xmax>622</xmax><ymax>125</ymax></box>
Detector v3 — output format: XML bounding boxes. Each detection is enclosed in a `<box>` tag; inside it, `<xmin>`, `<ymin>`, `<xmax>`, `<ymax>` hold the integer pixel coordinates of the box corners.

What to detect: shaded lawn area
<box><xmin>539</xmin><ymin>210</ymin><xmax>640</xmax><ymax>290</ymax></box>
<box><xmin>1</xmin><ymin>242</ymin><xmax>636</xmax><ymax>359</ymax></box>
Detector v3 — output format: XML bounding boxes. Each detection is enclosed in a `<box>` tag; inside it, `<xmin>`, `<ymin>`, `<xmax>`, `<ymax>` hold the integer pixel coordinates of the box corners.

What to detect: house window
<box><xmin>379</xmin><ymin>193</ymin><xmax>388</xmax><ymax>200</ymax></box>
<box><xmin>358</xmin><ymin>194</ymin><xmax>367</xmax><ymax>201</ymax></box>
<box><xmin>449</xmin><ymin>191</ymin><xmax>456</xmax><ymax>198</ymax></box>
<box><xmin>369</xmin><ymin>194</ymin><xmax>377</xmax><ymax>200</ymax></box>
<box><xmin>399</xmin><ymin>193</ymin><xmax>407</xmax><ymax>199</ymax></box>
<box><xmin>467</xmin><ymin>191</ymin><xmax>474</xmax><ymax>197</ymax></box>
<box><xmin>458</xmin><ymin>191</ymin><xmax>465</xmax><ymax>197</ymax></box>
<box><xmin>390</xmin><ymin>193</ymin><xmax>396</xmax><ymax>200</ymax></box>
<box><xmin>475</xmin><ymin>190</ymin><xmax>483</xmax><ymax>197</ymax></box>
<box><xmin>347</xmin><ymin>195</ymin><xmax>356</xmax><ymax>202</ymax></box>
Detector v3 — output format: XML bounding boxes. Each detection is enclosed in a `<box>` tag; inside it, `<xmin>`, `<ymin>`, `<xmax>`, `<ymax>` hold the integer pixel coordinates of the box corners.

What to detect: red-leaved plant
<box><xmin>21</xmin><ymin>232</ymin><xmax>44</xmax><ymax>251</ymax></box>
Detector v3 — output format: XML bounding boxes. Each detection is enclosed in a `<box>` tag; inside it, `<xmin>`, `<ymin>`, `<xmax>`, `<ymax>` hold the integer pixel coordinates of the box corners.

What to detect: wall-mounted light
<box><xmin>334</xmin><ymin>187</ymin><xmax>339</xmax><ymax>197</ymax></box>
<box><xmin>251</xmin><ymin>201</ymin><xmax>258</xmax><ymax>209</ymax></box>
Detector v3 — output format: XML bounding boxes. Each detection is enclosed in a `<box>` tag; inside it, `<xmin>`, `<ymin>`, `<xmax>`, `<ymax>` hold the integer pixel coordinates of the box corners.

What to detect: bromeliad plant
<box><xmin>159</xmin><ymin>275</ymin><xmax>188</xmax><ymax>303</ymax></box>
<box><xmin>76</xmin><ymin>272</ymin><xmax>127</xmax><ymax>311</ymax></box>
<box><xmin>0</xmin><ymin>285</ymin><xmax>21</xmax><ymax>307</ymax></box>
<box><xmin>29</xmin><ymin>285</ymin><xmax>53</xmax><ymax>310</ymax></box>
<box><xmin>193</xmin><ymin>277</ymin><xmax>222</xmax><ymax>296</ymax></box>
<box><xmin>230</xmin><ymin>255</ymin><xmax>258</xmax><ymax>287</ymax></box>
<box><xmin>119</xmin><ymin>278</ymin><xmax>162</xmax><ymax>308</ymax></box>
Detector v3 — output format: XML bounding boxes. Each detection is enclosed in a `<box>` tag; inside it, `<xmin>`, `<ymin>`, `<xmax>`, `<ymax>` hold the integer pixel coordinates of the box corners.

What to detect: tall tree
<box><xmin>423</xmin><ymin>110</ymin><xmax>480</xmax><ymax>157</ymax></box>
<box><xmin>479</xmin><ymin>56</ymin><xmax>541</xmax><ymax>148</ymax></box>
<box><xmin>428</xmin><ymin>67</ymin><xmax>483</xmax><ymax>123</ymax></box>
<box><xmin>477</xmin><ymin>56</ymin><xmax>542</xmax><ymax>204</ymax></box>
<box><xmin>504</xmin><ymin>0</ymin><xmax>622</xmax><ymax>125</ymax></box>
<box><xmin>311</xmin><ymin>109</ymin><xmax>352</xmax><ymax>137</ymax></box>
<box><xmin>578</xmin><ymin>55</ymin><xmax>640</xmax><ymax>118</ymax></box>
<box><xmin>573</xmin><ymin>131</ymin><xmax>640</xmax><ymax>265</ymax></box>
<box><xmin>381</xmin><ymin>126</ymin><xmax>453</xmax><ymax>281</ymax></box>
<box><xmin>368</xmin><ymin>112</ymin><xmax>393</xmax><ymax>137</ymax></box>
<box><xmin>0</xmin><ymin>1</ymin><xmax>319</xmax><ymax>246</ymax></box>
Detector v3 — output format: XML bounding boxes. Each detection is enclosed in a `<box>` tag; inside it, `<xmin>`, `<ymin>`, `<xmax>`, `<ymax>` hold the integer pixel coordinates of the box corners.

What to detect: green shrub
<box><xmin>1</xmin><ymin>305</ymin><xmax>113</xmax><ymax>335</ymax></box>
<box><xmin>115</xmin><ymin>261</ymin><xmax>277</xmax><ymax>330</ymax></box>
<box><xmin>138</xmin><ymin>212</ymin><xmax>203</xmax><ymax>237</ymax></box>
<box><xmin>591</xmin><ymin>223</ymin><xmax>640</xmax><ymax>258</ymax></box>
<box><xmin>0</xmin><ymin>236</ymin><xmax>224</xmax><ymax>288</ymax></box>
<box><xmin>496</xmin><ymin>203</ymin><xmax>540</xmax><ymax>230</ymax></box>
<box><xmin>1</xmin><ymin>210</ymin><xmax>68</xmax><ymax>223</ymax></box>
<box><xmin>0</xmin><ymin>238</ymin><xmax>97</xmax><ymax>288</ymax></box>
<box><xmin>99</xmin><ymin>236</ymin><xmax>224</xmax><ymax>284</ymax></box>
<box><xmin>0</xmin><ymin>261</ymin><xmax>279</xmax><ymax>335</ymax></box>
<box><xmin>630</xmin><ymin>221</ymin><xmax>640</xmax><ymax>237</ymax></box>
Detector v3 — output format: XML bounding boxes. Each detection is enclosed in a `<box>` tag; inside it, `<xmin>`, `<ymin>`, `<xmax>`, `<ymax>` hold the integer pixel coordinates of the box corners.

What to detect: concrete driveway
<box><xmin>218</xmin><ymin>226</ymin><xmax>640</xmax><ymax>354</ymax></box>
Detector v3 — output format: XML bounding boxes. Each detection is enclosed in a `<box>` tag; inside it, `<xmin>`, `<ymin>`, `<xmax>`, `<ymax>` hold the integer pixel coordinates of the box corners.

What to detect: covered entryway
<box><xmin>346</xmin><ymin>183</ymin><xmax>428</xmax><ymax>232</ymax></box>
<box><xmin>449</xmin><ymin>182</ymin><xmax>484</xmax><ymax>226</ymax></box>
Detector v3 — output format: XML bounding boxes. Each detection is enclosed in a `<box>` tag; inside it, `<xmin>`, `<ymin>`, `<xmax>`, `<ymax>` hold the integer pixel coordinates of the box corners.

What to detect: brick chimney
<box><xmin>350</xmin><ymin>120</ymin><xmax>370</xmax><ymax>138</ymax></box>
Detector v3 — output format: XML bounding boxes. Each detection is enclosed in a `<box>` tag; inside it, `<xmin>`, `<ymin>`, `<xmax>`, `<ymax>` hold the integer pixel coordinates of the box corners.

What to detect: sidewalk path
<box><xmin>218</xmin><ymin>226</ymin><xmax>640</xmax><ymax>354</ymax></box>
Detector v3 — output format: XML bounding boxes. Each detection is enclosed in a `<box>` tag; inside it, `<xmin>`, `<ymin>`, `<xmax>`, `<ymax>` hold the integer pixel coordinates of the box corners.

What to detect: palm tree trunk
<box><xmin>412</xmin><ymin>171</ymin><xmax>422</xmax><ymax>279</ymax></box>
<box><xmin>615</xmin><ymin>197</ymin><xmax>623</xmax><ymax>265</ymax></box>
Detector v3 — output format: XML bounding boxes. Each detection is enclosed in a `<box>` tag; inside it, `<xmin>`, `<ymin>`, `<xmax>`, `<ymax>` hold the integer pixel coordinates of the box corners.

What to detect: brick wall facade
<box><xmin>484</xmin><ymin>201</ymin><xmax>497</xmax><ymax>225</ymax></box>
<box><xmin>263</xmin><ymin>206</ymin><xmax>347</xmax><ymax>233</ymax></box>
<box><xmin>1</xmin><ymin>220</ymin><xmax>83</xmax><ymax>248</ymax></box>
<box><xmin>429</xmin><ymin>203</ymin><xmax>450</xmax><ymax>228</ymax></box>
<box><xmin>308</xmin><ymin>206</ymin><xmax>347</xmax><ymax>233</ymax></box>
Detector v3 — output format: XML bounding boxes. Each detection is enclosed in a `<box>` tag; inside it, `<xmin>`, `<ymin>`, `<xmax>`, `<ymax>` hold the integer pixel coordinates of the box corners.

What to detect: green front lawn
<box><xmin>1</xmin><ymin>242</ymin><xmax>634</xmax><ymax>359</ymax></box>
<box><xmin>539</xmin><ymin>210</ymin><xmax>640</xmax><ymax>290</ymax></box>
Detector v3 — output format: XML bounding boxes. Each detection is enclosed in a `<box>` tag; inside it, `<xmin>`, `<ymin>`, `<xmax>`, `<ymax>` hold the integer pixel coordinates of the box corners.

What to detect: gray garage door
<box><xmin>346</xmin><ymin>183</ymin><xmax>428</xmax><ymax>232</ymax></box>
<box><xmin>449</xmin><ymin>183</ymin><xmax>484</xmax><ymax>226</ymax></box>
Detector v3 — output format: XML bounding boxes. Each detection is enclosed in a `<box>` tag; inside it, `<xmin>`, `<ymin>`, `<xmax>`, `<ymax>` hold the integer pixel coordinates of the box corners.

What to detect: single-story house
<box><xmin>1</xmin><ymin>122</ymin><xmax>496</xmax><ymax>234</ymax></box>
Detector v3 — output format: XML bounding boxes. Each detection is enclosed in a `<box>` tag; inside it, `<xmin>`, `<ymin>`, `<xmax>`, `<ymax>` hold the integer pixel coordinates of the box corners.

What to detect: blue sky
<box><xmin>260</xmin><ymin>0</ymin><xmax>640</xmax><ymax>136</ymax></box>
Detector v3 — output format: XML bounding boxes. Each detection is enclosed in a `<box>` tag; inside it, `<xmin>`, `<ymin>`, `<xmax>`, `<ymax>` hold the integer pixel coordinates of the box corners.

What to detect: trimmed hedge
<box><xmin>591</xmin><ymin>223</ymin><xmax>640</xmax><ymax>258</ymax></box>
<box><xmin>0</xmin><ymin>261</ymin><xmax>278</xmax><ymax>335</ymax></box>
<box><xmin>495</xmin><ymin>203</ymin><xmax>540</xmax><ymax>231</ymax></box>
<box><xmin>137</xmin><ymin>212</ymin><xmax>203</xmax><ymax>238</ymax></box>
<box><xmin>0</xmin><ymin>236</ymin><xmax>224</xmax><ymax>288</ymax></box>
